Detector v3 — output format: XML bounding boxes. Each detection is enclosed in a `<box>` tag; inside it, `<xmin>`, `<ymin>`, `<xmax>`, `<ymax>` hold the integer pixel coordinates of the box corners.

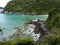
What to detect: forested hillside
<box><xmin>46</xmin><ymin>9</ymin><xmax>60</xmax><ymax>31</ymax></box>
<box><xmin>4</xmin><ymin>0</ymin><xmax>60</xmax><ymax>14</ymax></box>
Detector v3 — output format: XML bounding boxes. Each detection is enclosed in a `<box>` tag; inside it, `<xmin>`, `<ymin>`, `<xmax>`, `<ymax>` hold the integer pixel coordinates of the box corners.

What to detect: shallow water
<box><xmin>0</xmin><ymin>14</ymin><xmax>48</xmax><ymax>41</ymax></box>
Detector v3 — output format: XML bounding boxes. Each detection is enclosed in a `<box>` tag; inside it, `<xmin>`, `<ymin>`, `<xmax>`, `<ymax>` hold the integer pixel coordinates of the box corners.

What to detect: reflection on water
<box><xmin>0</xmin><ymin>14</ymin><xmax>48</xmax><ymax>41</ymax></box>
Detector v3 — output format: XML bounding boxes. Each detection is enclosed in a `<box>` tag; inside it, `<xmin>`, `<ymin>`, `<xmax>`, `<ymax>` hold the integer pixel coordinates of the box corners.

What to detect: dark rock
<box><xmin>0</xmin><ymin>29</ymin><xmax>2</xmax><ymax>32</ymax></box>
<box><xmin>27</xmin><ymin>20</ymin><xmax>47</xmax><ymax>38</ymax></box>
<box><xmin>3</xmin><ymin>28</ymin><xmax>5</xmax><ymax>29</ymax></box>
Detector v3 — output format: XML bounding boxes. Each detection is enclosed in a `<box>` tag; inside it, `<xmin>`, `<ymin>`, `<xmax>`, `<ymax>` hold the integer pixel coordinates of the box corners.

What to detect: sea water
<box><xmin>0</xmin><ymin>14</ymin><xmax>48</xmax><ymax>41</ymax></box>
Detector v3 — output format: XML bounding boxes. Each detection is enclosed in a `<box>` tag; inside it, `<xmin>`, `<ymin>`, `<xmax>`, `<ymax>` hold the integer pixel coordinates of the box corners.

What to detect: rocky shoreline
<box><xmin>0</xmin><ymin>11</ymin><xmax>35</xmax><ymax>15</ymax></box>
<box><xmin>8</xmin><ymin>19</ymin><xmax>48</xmax><ymax>42</ymax></box>
<box><xmin>0</xmin><ymin>11</ymin><xmax>48</xmax><ymax>15</ymax></box>
<box><xmin>0</xmin><ymin>19</ymin><xmax>48</xmax><ymax>42</ymax></box>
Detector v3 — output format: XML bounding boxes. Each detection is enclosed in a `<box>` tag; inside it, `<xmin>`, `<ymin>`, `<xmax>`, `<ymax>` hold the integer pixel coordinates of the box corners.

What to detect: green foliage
<box><xmin>0</xmin><ymin>37</ymin><xmax>34</xmax><ymax>45</ymax></box>
<box><xmin>46</xmin><ymin>11</ymin><xmax>60</xmax><ymax>30</ymax></box>
<box><xmin>44</xmin><ymin>8</ymin><xmax>60</xmax><ymax>45</ymax></box>
<box><xmin>1</xmin><ymin>34</ymin><xmax>60</xmax><ymax>45</ymax></box>
<box><xmin>4</xmin><ymin>0</ymin><xmax>60</xmax><ymax>15</ymax></box>
<box><xmin>38</xmin><ymin>34</ymin><xmax>60</xmax><ymax>45</ymax></box>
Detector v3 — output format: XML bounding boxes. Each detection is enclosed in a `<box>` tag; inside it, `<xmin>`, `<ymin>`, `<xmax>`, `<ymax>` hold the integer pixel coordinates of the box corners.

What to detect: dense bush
<box><xmin>38</xmin><ymin>34</ymin><xmax>60</xmax><ymax>45</ymax></box>
<box><xmin>4</xmin><ymin>0</ymin><xmax>60</xmax><ymax>15</ymax></box>
<box><xmin>0</xmin><ymin>37</ymin><xmax>34</xmax><ymax>45</ymax></box>
<box><xmin>46</xmin><ymin>10</ymin><xmax>60</xmax><ymax>31</ymax></box>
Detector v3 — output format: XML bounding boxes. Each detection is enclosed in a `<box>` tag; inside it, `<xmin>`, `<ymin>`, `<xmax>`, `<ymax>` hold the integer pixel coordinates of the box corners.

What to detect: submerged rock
<box><xmin>3</xmin><ymin>28</ymin><xmax>5</xmax><ymax>29</ymax></box>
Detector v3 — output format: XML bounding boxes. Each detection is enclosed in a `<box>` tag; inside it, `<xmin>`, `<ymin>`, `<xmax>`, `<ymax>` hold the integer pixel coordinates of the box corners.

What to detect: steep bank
<box><xmin>46</xmin><ymin>10</ymin><xmax>60</xmax><ymax>32</ymax></box>
<box><xmin>34</xmin><ymin>10</ymin><xmax>60</xmax><ymax>45</ymax></box>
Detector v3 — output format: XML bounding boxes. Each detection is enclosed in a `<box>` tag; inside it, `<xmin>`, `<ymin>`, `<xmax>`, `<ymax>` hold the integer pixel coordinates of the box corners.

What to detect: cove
<box><xmin>0</xmin><ymin>14</ymin><xmax>48</xmax><ymax>41</ymax></box>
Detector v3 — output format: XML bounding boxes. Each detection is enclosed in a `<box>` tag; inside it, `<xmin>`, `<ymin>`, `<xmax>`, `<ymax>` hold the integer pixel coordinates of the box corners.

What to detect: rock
<box><xmin>32</xmin><ymin>19</ymin><xmax>38</xmax><ymax>22</ymax></box>
<box><xmin>3</xmin><ymin>28</ymin><xmax>5</xmax><ymax>29</ymax></box>
<box><xmin>0</xmin><ymin>28</ymin><xmax>2</xmax><ymax>32</ymax></box>
<box><xmin>9</xmin><ymin>19</ymin><xmax>47</xmax><ymax>42</ymax></box>
<box><xmin>27</xmin><ymin>20</ymin><xmax>47</xmax><ymax>41</ymax></box>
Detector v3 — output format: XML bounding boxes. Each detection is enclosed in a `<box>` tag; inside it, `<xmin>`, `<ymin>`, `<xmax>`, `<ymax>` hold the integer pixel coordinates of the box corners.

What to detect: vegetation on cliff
<box><xmin>46</xmin><ymin>9</ymin><xmax>60</xmax><ymax>32</ymax></box>
<box><xmin>4</xmin><ymin>0</ymin><xmax>60</xmax><ymax>15</ymax></box>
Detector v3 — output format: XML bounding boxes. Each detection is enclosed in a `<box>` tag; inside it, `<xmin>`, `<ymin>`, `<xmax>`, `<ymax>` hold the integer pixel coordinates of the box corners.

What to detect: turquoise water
<box><xmin>0</xmin><ymin>14</ymin><xmax>48</xmax><ymax>40</ymax></box>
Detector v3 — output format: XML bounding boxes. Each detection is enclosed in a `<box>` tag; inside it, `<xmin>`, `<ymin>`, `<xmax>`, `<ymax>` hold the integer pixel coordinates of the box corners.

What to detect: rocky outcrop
<box><xmin>8</xmin><ymin>20</ymin><xmax>47</xmax><ymax>42</ymax></box>
<box><xmin>27</xmin><ymin>20</ymin><xmax>48</xmax><ymax>41</ymax></box>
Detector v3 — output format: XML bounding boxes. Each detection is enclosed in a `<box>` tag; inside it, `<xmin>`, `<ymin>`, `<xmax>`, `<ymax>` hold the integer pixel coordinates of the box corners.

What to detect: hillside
<box><xmin>46</xmin><ymin>9</ymin><xmax>60</xmax><ymax>31</ymax></box>
<box><xmin>38</xmin><ymin>11</ymin><xmax>60</xmax><ymax>45</ymax></box>
<box><xmin>4</xmin><ymin>0</ymin><xmax>60</xmax><ymax>15</ymax></box>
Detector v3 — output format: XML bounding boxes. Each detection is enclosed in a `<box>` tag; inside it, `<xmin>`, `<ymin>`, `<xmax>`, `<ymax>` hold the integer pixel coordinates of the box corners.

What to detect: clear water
<box><xmin>0</xmin><ymin>14</ymin><xmax>48</xmax><ymax>41</ymax></box>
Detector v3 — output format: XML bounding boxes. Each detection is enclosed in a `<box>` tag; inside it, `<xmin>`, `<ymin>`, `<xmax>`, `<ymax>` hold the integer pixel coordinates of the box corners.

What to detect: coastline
<box><xmin>8</xmin><ymin>19</ymin><xmax>47</xmax><ymax>42</ymax></box>
<box><xmin>0</xmin><ymin>11</ymin><xmax>48</xmax><ymax>15</ymax></box>
<box><xmin>0</xmin><ymin>19</ymin><xmax>47</xmax><ymax>42</ymax></box>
